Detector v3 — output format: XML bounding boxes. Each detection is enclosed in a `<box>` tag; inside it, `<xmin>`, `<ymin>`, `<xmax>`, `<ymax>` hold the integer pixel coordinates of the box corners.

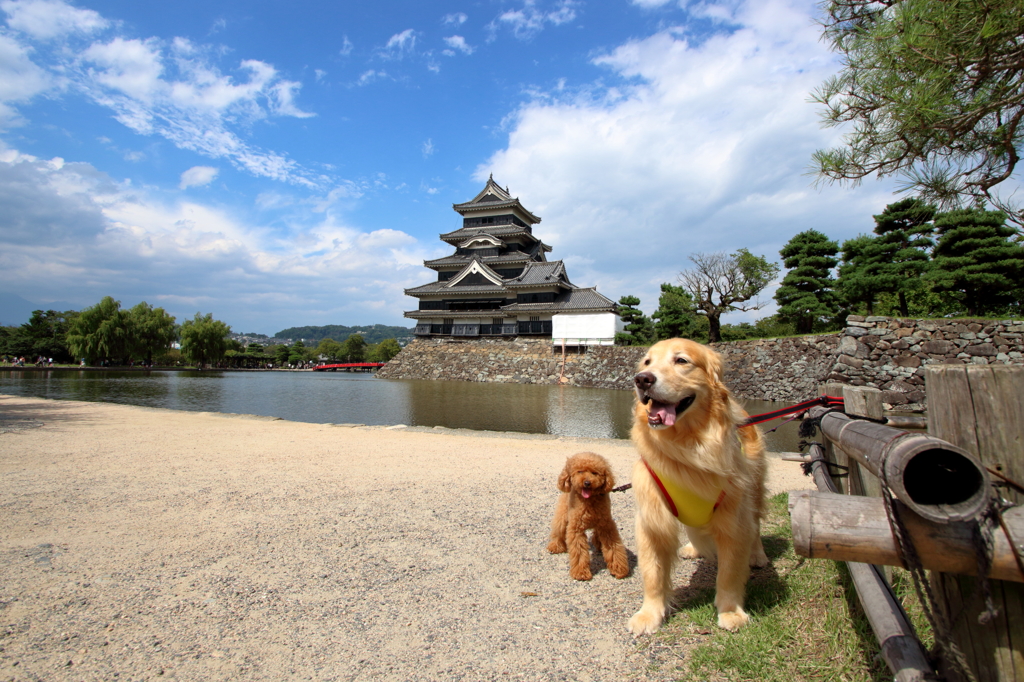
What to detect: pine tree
<box><xmin>836</xmin><ymin>234</ymin><xmax>884</xmax><ymax>315</ymax></box>
<box><xmin>614</xmin><ymin>296</ymin><xmax>655</xmax><ymax>346</ymax></box>
<box><xmin>774</xmin><ymin>230</ymin><xmax>839</xmax><ymax>334</ymax></box>
<box><xmin>928</xmin><ymin>208</ymin><xmax>1024</xmax><ymax>316</ymax></box>
<box><xmin>871</xmin><ymin>198</ymin><xmax>936</xmax><ymax>316</ymax></box>
<box><xmin>651</xmin><ymin>283</ymin><xmax>701</xmax><ymax>341</ymax></box>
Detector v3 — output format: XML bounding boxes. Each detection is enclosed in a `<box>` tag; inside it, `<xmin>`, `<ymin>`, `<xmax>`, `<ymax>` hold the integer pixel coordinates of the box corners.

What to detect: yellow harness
<box><xmin>641</xmin><ymin>458</ymin><xmax>724</xmax><ymax>526</ymax></box>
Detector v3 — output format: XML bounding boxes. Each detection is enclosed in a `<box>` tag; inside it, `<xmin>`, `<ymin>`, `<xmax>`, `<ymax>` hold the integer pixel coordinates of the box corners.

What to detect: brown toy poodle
<box><xmin>547</xmin><ymin>452</ymin><xmax>630</xmax><ymax>581</ymax></box>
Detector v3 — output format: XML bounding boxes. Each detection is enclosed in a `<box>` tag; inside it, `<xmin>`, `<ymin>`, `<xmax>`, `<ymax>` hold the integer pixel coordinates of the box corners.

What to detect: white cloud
<box><xmin>0</xmin><ymin>2</ymin><xmax>319</xmax><ymax>186</ymax></box>
<box><xmin>1</xmin><ymin>0</ymin><xmax>107</xmax><ymax>40</ymax></box>
<box><xmin>314</xmin><ymin>68</ymin><xmax>326</xmax><ymax>82</ymax></box>
<box><xmin>443</xmin><ymin>12</ymin><xmax>468</xmax><ymax>26</ymax></box>
<box><xmin>443</xmin><ymin>35</ymin><xmax>474</xmax><ymax>55</ymax></box>
<box><xmin>179</xmin><ymin>165</ymin><xmax>218</xmax><ymax>189</ymax></box>
<box><xmin>0</xmin><ymin>33</ymin><xmax>51</xmax><ymax>125</ymax></box>
<box><xmin>0</xmin><ymin>145</ymin><xmax>436</xmax><ymax>331</ymax></box>
<box><xmin>381</xmin><ymin>29</ymin><xmax>417</xmax><ymax>59</ymax></box>
<box><xmin>357</xmin><ymin>69</ymin><xmax>386</xmax><ymax>86</ymax></box>
<box><xmin>480</xmin><ymin>0</ymin><xmax>900</xmax><ymax>318</ymax></box>
<box><xmin>339</xmin><ymin>35</ymin><xmax>353</xmax><ymax>56</ymax></box>
<box><xmin>422</xmin><ymin>139</ymin><xmax>434</xmax><ymax>157</ymax></box>
<box><xmin>491</xmin><ymin>0</ymin><xmax>578</xmax><ymax>40</ymax></box>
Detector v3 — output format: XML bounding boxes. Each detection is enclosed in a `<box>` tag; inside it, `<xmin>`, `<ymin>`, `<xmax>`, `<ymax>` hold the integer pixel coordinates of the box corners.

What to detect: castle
<box><xmin>405</xmin><ymin>177</ymin><xmax>620</xmax><ymax>345</ymax></box>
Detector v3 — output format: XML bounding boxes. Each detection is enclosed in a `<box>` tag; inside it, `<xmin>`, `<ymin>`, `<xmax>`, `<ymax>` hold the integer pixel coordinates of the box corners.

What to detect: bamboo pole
<box><xmin>811</xmin><ymin>407</ymin><xmax>991</xmax><ymax>524</ymax></box>
<box><xmin>799</xmin><ymin>445</ymin><xmax>937</xmax><ymax>682</ymax></box>
<box><xmin>789</xmin><ymin>489</ymin><xmax>1024</xmax><ymax>583</ymax></box>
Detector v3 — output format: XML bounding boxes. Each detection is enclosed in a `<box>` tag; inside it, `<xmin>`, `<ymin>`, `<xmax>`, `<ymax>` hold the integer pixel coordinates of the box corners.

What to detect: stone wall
<box><xmin>821</xmin><ymin>315</ymin><xmax>1024</xmax><ymax>408</ymax></box>
<box><xmin>377</xmin><ymin>337</ymin><xmax>646</xmax><ymax>390</ymax></box>
<box><xmin>379</xmin><ymin>317</ymin><xmax>1024</xmax><ymax>408</ymax></box>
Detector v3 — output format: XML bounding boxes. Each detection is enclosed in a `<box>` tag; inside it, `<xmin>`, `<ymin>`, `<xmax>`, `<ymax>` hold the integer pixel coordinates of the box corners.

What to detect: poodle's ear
<box><xmin>557</xmin><ymin>461</ymin><xmax>573</xmax><ymax>492</ymax></box>
<box><xmin>601</xmin><ymin>469</ymin><xmax>617</xmax><ymax>493</ymax></box>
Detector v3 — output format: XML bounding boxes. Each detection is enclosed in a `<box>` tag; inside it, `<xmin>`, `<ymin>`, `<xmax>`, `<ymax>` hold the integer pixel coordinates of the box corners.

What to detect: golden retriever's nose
<box><xmin>635</xmin><ymin>372</ymin><xmax>656</xmax><ymax>391</ymax></box>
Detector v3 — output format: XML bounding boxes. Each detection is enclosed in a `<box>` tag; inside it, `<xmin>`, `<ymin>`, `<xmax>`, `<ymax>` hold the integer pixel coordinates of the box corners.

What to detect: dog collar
<box><xmin>641</xmin><ymin>458</ymin><xmax>725</xmax><ymax>527</ymax></box>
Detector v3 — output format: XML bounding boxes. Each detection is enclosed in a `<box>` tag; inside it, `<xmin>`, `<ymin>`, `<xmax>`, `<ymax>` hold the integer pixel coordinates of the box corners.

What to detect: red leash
<box><xmin>741</xmin><ymin>395</ymin><xmax>844</xmax><ymax>427</ymax></box>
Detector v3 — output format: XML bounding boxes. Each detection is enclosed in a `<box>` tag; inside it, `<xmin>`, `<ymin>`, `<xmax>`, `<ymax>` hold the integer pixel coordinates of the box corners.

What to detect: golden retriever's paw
<box><xmin>750</xmin><ymin>546</ymin><xmax>769</xmax><ymax>567</ymax></box>
<box><xmin>680</xmin><ymin>542</ymin><xmax>701</xmax><ymax>559</ymax></box>
<box><xmin>628</xmin><ymin>606</ymin><xmax>666</xmax><ymax>636</ymax></box>
<box><xmin>717</xmin><ymin>607</ymin><xmax>749</xmax><ymax>632</ymax></box>
<box><xmin>547</xmin><ymin>540</ymin><xmax>567</xmax><ymax>554</ymax></box>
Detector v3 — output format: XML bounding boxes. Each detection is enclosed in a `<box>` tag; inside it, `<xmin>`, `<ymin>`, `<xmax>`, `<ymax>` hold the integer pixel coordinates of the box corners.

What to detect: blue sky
<box><xmin>0</xmin><ymin>0</ymin><xmax>908</xmax><ymax>334</ymax></box>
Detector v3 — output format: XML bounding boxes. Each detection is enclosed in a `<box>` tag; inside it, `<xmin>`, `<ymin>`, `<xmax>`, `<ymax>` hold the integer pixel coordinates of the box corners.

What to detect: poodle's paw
<box><xmin>547</xmin><ymin>540</ymin><xmax>567</xmax><ymax>554</ymax></box>
<box><xmin>569</xmin><ymin>565</ymin><xmax>593</xmax><ymax>581</ymax></box>
<box><xmin>717</xmin><ymin>607</ymin><xmax>750</xmax><ymax>632</ymax></box>
<box><xmin>628</xmin><ymin>605</ymin><xmax>667</xmax><ymax>636</ymax></box>
<box><xmin>680</xmin><ymin>542</ymin><xmax>701</xmax><ymax>559</ymax></box>
<box><xmin>607</xmin><ymin>549</ymin><xmax>630</xmax><ymax>579</ymax></box>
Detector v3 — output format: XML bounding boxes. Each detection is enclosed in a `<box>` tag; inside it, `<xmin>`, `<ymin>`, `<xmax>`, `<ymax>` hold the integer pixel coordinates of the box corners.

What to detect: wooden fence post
<box><xmin>926</xmin><ymin>365</ymin><xmax>1024</xmax><ymax>682</ymax></box>
<box><xmin>821</xmin><ymin>382</ymin><xmax>851</xmax><ymax>494</ymax></box>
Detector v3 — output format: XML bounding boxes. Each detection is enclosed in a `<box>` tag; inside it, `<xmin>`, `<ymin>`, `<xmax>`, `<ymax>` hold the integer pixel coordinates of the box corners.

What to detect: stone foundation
<box><xmin>379</xmin><ymin>317</ymin><xmax>1024</xmax><ymax>408</ymax></box>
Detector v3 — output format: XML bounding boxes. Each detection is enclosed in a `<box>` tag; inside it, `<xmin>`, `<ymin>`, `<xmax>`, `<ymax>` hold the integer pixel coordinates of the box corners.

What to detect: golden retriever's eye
<box><xmin>643</xmin><ymin>358</ymin><xmax>651</xmax><ymax>366</ymax></box>
<box><xmin>675</xmin><ymin>356</ymin><xmax>689</xmax><ymax>365</ymax></box>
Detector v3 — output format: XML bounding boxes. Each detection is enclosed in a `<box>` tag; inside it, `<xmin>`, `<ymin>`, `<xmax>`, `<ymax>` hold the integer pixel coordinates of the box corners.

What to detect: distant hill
<box><xmin>0</xmin><ymin>293</ymin><xmax>80</xmax><ymax>326</ymax></box>
<box><xmin>274</xmin><ymin>324</ymin><xmax>414</xmax><ymax>345</ymax></box>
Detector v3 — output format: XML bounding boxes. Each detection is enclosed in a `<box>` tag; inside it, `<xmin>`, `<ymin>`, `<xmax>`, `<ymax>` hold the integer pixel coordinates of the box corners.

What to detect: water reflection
<box><xmin>0</xmin><ymin>369</ymin><xmax>804</xmax><ymax>448</ymax></box>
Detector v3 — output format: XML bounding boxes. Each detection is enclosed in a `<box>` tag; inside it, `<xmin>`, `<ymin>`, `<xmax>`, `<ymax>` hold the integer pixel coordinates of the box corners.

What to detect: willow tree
<box><xmin>811</xmin><ymin>0</ymin><xmax>1024</xmax><ymax>229</ymax></box>
<box><xmin>179</xmin><ymin>312</ymin><xmax>231</xmax><ymax>369</ymax></box>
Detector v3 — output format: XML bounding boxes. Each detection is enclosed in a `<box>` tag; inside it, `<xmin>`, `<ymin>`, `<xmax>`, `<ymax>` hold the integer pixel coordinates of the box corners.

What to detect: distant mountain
<box><xmin>274</xmin><ymin>324</ymin><xmax>415</xmax><ymax>345</ymax></box>
<box><xmin>0</xmin><ymin>293</ymin><xmax>80</xmax><ymax>327</ymax></box>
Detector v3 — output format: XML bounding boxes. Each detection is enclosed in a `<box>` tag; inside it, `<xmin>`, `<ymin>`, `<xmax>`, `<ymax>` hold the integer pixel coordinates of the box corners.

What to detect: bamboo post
<box><xmin>821</xmin><ymin>381</ymin><xmax>851</xmax><ymax>494</ymax></box>
<box><xmin>925</xmin><ymin>365</ymin><xmax>1024</xmax><ymax>682</ymax></box>
<box><xmin>843</xmin><ymin>386</ymin><xmax>885</xmax><ymax>499</ymax></box>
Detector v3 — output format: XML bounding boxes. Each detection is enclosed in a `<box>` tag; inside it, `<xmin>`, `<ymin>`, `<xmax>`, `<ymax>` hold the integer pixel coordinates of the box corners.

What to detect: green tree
<box><xmin>7</xmin><ymin>310</ymin><xmax>78</xmax><ymax>363</ymax></box>
<box><xmin>316</xmin><ymin>338</ymin><xmax>343</xmax><ymax>362</ymax></box>
<box><xmin>836</xmin><ymin>234</ymin><xmax>886</xmax><ymax>316</ymax></box>
<box><xmin>273</xmin><ymin>344</ymin><xmax>291</xmax><ymax>366</ymax></box>
<box><xmin>126</xmin><ymin>302</ymin><xmax>177</xmax><ymax>365</ymax></box>
<box><xmin>811</xmin><ymin>0</ymin><xmax>1024</xmax><ymax>228</ymax></box>
<box><xmin>368</xmin><ymin>338</ymin><xmax>402</xmax><ymax>362</ymax></box>
<box><xmin>287</xmin><ymin>340</ymin><xmax>307</xmax><ymax>365</ymax></box>
<box><xmin>650</xmin><ymin>283</ymin><xmax>701</xmax><ymax>341</ymax></box>
<box><xmin>775</xmin><ymin>230</ymin><xmax>840</xmax><ymax>334</ymax></box>
<box><xmin>340</xmin><ymin>333</ymin><xmax>368</xmax><ymax>362</ymax></box>
<box><xmin>927</xmin><ymin>208</ymin><xmax>1024</xmax><ymax>315</ymax></box>
<box><xmin>614</xmin><ymin>296</ymin><xmax>655</xmax><ymax>346</ymax></box>
<box><xmin>678</xmin><ymin>250</ymin><xmax>780</xmax><ymax>343</ymax></box>
<box><xmin>67</xmin><ymin>296</ymin><xmax>130</xmax><ymax>365</ymax></box>
<box><xmin>179</xmin><ymin>312</ymin><xmax>231</xmax><ymax>368</ymax></box>
<box><xmin>871</xmin><ymin>198</ymin><xmax>936</xmax><ymax>316</ymax></box>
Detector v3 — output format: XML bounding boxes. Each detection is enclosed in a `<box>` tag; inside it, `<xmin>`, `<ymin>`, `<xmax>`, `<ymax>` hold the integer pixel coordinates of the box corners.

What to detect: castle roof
<box><xmin>452</xmin><ymin>175</ymin><xmax>541</xmax><ymax>224</ymax></box>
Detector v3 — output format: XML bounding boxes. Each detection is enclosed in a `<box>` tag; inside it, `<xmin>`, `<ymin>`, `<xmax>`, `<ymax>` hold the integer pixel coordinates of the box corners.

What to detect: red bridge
<box><xmin>312</xmin><ymin>363</ymin><xmax>385</xmax><ymax>372</ymax></box>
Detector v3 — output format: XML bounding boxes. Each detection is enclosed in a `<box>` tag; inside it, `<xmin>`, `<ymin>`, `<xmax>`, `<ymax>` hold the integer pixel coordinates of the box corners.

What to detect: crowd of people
<box><xmin>2</xmin><ymin>356</ymin><xmax>55</xmax><ymax>367</ymax></box>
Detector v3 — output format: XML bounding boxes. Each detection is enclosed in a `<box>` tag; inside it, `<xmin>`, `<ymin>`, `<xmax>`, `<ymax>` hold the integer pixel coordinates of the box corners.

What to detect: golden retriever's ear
<box><xmin>702</xmin><ymin>347</ymin><xmax>724</xmax><ymax>386</ymax></box>
<box><xmin>557</xmin><ymin>462</ymin><xmax>572</xmax><ymax>492</ymax></box>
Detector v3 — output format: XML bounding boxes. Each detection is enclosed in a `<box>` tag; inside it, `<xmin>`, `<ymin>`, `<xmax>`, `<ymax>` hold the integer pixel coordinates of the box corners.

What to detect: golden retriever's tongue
<box><xmin>649</xmin><ymin>400</ymin><xmax>677</xmax><ymax>427</ymax></box>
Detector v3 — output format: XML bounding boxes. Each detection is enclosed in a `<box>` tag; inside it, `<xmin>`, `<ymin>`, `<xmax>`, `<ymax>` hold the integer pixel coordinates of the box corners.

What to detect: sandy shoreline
<box><xmin>0</xmin><ymin>395</ymin><xmax>813</xmax><ymax>681</ymax></box>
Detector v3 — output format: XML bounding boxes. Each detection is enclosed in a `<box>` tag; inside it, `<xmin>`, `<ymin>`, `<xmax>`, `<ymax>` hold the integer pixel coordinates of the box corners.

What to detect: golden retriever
<box><xmin>547</xmin><ymin>452</ymin><xmax>630</xmax><ymax>581</ymax></box>
<box><xmin>627</xmin><ymin>338</ymin><xmax>767</xmax><ymax>634</ymax></box>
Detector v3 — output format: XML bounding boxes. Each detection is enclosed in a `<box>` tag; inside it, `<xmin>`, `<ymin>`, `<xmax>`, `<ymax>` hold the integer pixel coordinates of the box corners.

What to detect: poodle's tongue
<box><xmin>648</xmin><ymin>400</ymin><xmax>677</xmax><ymax>427</ymax></box>
<box><xmin>581</xmin><ymin>489</ymin><xmax>592</xmax><ymax>499</ymax></box>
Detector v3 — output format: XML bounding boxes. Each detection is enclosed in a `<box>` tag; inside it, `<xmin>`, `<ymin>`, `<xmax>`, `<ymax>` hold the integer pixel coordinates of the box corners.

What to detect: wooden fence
<box><xmin>788</xmin><ymin>366</ymin><xmax>1024</xmax><ymax>682</ymax></box>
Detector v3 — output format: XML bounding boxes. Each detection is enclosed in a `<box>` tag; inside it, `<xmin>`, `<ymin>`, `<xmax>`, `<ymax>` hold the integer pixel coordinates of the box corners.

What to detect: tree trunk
<box><xmin>707</xmin><ymin>313</ymin><xmax>721</xmax><ymax>343</ymax></box>
<box><xmin>898</xmin><ymin>290</ymin><xmax>909</xmax><ymax>317</ymax></box>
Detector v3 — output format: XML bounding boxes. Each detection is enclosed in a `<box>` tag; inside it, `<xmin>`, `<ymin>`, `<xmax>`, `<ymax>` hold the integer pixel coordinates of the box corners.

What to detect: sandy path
<box><xmin>0</xmin><ymin>395</ymin><xmax>813</xmax><ymax>681</ymax></box>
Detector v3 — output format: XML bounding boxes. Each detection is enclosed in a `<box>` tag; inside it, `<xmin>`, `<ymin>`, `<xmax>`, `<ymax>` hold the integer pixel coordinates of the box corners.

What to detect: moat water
<box><xmin>0</xmin><ymin>369</ymin><xmax>803</xmax><ymax>450</ymax></box>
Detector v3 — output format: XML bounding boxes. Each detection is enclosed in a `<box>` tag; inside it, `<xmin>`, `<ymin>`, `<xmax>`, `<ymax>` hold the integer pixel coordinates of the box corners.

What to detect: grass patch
<box><xmin>651</xmin><ymin>493</ymin><xmax>934</xmax><ymax>682</ymax></box>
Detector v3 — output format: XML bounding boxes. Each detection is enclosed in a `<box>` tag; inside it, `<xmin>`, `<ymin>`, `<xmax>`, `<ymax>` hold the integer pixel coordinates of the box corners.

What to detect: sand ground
<box><xmin>0</xmin><ymin>395</ymin><xmax>813</xmax><ymax>681</ymax></box>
